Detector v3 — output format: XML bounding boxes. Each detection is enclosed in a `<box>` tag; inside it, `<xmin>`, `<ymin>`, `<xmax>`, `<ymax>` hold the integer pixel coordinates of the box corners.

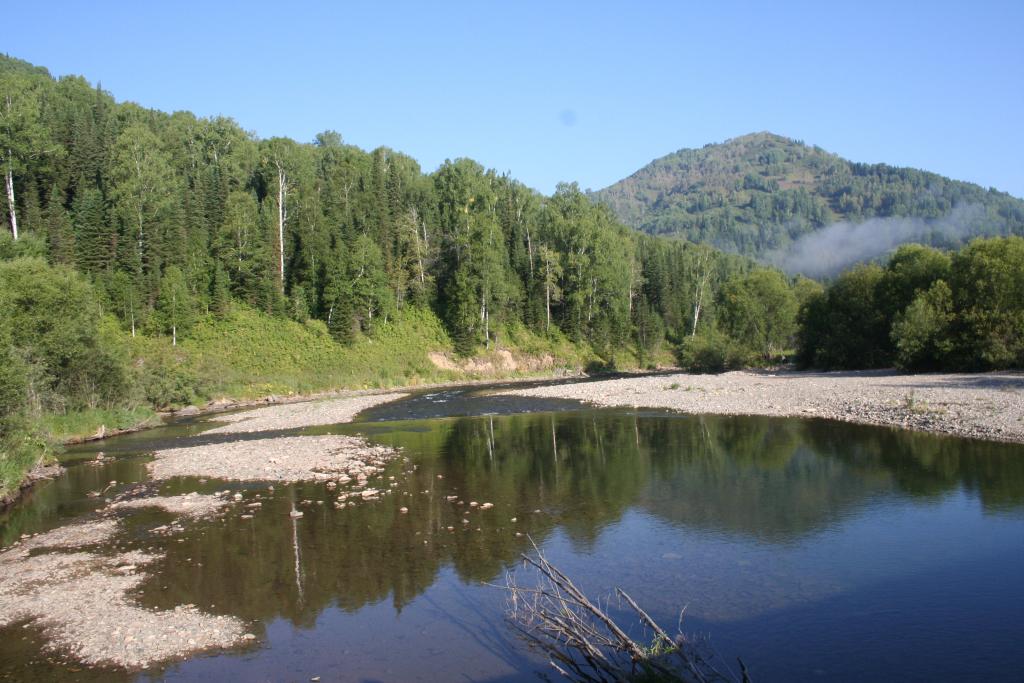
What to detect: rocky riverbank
<box><xmin>500</xmin><ymin>369</ymin><xmax>1024</xmax><ymax>443</ymax></box>
<box><xmin>0</xmin><ymin>506</ymin><xmax>249</xmax><ymax>668</ymax></box>
<box><xmin>0</xmin><ymin>393</ymin><xmax>409</xmax><ymax>670</ymax></box>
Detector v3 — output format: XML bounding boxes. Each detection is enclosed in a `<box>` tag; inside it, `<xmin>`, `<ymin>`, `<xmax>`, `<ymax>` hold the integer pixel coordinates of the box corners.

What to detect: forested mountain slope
<box><xmin>591</xmin><ymin>132</ymin><xmax>1024</xmax><ymax>273</ymax></box>
<box><xmin>0</xmin><ymin>53</ymin><xmax>759</xmax><ymax>360</ymax></box>
<box><xmin>0</xmin><ymin>53</ymin><xmax>772</xmax><ymax>497</ymax></box>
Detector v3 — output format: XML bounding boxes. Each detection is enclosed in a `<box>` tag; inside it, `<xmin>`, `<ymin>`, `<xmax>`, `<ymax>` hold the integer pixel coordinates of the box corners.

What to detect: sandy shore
<box><xmin>202</xmin><ymin>392</ymin><xmax>406</xmax><ymax>434</ymax></box>
<box><xmin>500</xmin><ymin>370</ymin><xmax>1024</xmax><ymax>443</ymax></box>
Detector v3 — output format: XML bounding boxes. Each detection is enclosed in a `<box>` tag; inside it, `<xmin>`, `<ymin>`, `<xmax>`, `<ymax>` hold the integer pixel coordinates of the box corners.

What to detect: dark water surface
<box><xmin>2</xmin><ymin>385</ymin><xmax>1023</xmax><ymax>682</ymax></box>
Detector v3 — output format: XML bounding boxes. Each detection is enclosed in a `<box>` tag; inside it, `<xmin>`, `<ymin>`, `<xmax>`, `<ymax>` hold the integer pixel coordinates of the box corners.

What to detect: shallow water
<box><xmin>1</xmin><ymin>386</ymin><xmax>1023</xmax><ymax>682</ymax></box>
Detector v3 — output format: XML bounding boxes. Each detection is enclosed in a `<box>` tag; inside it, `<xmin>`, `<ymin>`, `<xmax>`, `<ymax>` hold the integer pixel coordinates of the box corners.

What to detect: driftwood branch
<box><xmin>503</xmin><ymin>540</ymin><xmax>748</xmax><ymax>683</ymax></box>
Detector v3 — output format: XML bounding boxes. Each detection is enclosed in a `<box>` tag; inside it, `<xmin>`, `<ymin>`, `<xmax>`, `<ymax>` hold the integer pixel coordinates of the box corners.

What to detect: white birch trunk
<box><xmin>691</xmin><ymin>250</ymin><xmax>712</xmax><ymax>336</ymax></box>
<box><xmin>276</xmin><ymin>163</ymin><xmax>287</xmax><ymax>291</ymax></box>
<box><xmin>4</xmin><ymin>163</ymin><xmax>17</xmax><ymax>240</ymax></box>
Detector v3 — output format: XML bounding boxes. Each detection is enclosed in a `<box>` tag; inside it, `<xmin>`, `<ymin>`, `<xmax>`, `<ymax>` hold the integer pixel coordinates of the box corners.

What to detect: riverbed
<box><xmin>1</xmin><ymin>381</ymin><xmax>1022</xmax><ymax>681</ymax></box>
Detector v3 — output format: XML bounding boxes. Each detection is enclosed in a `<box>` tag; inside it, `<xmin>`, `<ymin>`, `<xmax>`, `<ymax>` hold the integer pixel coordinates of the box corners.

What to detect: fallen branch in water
<box><xmin>504</xmin><ymin>541</ymin><xmax>750</xmax><ymax>683</ymax></box>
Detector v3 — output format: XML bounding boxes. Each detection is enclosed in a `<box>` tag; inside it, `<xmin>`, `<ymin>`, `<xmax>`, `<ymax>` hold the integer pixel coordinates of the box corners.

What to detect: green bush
<box><xmin>892</xmin><ymin>280</ymin><xmax>954</xmax><ymax>371</ymax></box>
<box><xmin>679</xmin><ymin>329</ymin><xmax>750</xmax><ymax>373</ymax></box>
<box><xmin>0</xmin><ymin>258</ymin><xmax>128</xmax><ymax>412</ymax></box>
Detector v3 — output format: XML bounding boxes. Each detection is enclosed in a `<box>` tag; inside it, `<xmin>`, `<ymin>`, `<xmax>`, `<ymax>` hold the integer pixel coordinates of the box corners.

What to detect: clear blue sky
<box><xmin>7</xmin><ymin>1</ymin><xmax>1024</xmax><ymax>197</ymax></box>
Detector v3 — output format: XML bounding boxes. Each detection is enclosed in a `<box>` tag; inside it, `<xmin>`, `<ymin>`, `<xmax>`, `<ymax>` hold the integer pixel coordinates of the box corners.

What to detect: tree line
<box><xmin>798</xmin><ymin>238</ymin><xmax>1024</xmax><ymax>372</ymax></box>
<box><xmin>0</xmin><ymin>55</ymin><xmax>766</xmax><ymax>412</ymax></box>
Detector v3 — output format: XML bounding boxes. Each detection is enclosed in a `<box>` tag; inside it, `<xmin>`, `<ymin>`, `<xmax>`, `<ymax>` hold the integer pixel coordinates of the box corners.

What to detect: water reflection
<box><xmin>1</xmin><ymin>406</ymin><xmax>1022</xmax><ymax>682</ymax></box>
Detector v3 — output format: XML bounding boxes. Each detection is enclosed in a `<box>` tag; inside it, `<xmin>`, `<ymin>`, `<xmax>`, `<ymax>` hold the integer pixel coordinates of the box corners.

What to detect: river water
<box><xmin>1</xmin><ymin>384</ymin><xmax>1022</xmax><ymax>681</ymax></box>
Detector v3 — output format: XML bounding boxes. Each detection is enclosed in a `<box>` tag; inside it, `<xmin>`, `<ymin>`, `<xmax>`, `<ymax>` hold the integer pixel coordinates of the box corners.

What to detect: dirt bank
<box><xmin>500</xmin><ymin>370</ymin><xmax>1024</xmax><ymax>443</ymax></box>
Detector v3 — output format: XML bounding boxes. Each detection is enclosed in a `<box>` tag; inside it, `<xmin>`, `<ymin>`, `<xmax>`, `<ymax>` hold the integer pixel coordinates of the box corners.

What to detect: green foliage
<box><xmin>678</xmin><ymin>328</ymin><xmax>751</xmax><ymax>373</ymax></box>
<box><xmin>948</xmin><ymin>236</ymin><xmax>1024</xmax><ymax>369</ymax></box>
<box><xmin>800</xmin><ymin>237</ymin><xmax>1024</xmax><ymax>372</ymax></box>
<box><xmin>0</xmin><ymin>257</ymin><xmax>128</xmax><ymax>412</ymax></box>
<box><xmin>717</xmin><ymin>268</ymin><xmax>798</xmax><ymax>362</ymax></box>
<box><xmin>152</xmin><ymin>265</ymin><xmax>195</xmax><ymax>344</ymax></box>
<box><xmin>876</xmin><ymin>244</ymin><xmax>952</xmax><ymax>322</ymax></box>
<box><xmin>796</xmin><ymin>263</ymin><xmax>889</xmax><ymax>369</ymax></box>
<box><xmin>37</xmin><ymin>406</ymin><xmax>157</xmax><ymax>443</ymax></box>
<box><xmin>181</xmin><ymin>305</ymin><xmax>453</xmax><ymax>397</ymax></box>
<box><xmin>0</xmin><ymin>55</ymin><xmax>774</xmax><ymax>382</ymax></box>
<box><xmin>0</xmin><ymin>326</ymin><xmax>28</xmax><ymax>442</ymax></box>
<box><xmin>892</xmin><ymin>280</ymin><xmax>954</xmax><ymax>371</ymax></box>
<box><xmin>133</xmin><ymin>342</ymin><xmax>201</xmax><ymax>409</ymax></box>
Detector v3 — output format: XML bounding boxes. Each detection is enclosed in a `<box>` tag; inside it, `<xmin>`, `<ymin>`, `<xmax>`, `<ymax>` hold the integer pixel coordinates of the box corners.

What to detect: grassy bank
<box><xmin>2</xmin><ymin>303</ymin><xmax>632</xmax><ymax>504</ymax></box>
<box><xmin>37</xmin><ymin>407</ymin><xmax>160</xmax><ymax>444</ymax></box>
<box><xmin>181</xmin><ymin>306</ymin><xmax>458</xmax><ymax>398</ymax></box>
<box><xmin>0</xmin><ymin>432</ymin><xmax>48</xmax><ymax>504</ymax></box>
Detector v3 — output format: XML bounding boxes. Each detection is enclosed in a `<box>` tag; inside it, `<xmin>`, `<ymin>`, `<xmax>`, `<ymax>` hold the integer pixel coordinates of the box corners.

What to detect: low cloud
<box><xmin>770</xmin><ymin>204</ymin><xmax>985</xmax><ymax>278</ymax></box>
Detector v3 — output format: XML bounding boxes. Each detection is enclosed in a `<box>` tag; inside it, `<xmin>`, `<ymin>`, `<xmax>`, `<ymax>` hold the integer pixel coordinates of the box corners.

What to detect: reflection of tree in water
<box><xmin>799</xmin><ymin>419</ymin><xmax>1024</xmax><ymax>511</ymax></box>
<box><xmin>132</xmin><ymin>412</ymin><xmax>652</xmax><ymax>629</ymax></box>
<box><xmin>639</xmin><ymin>414</ymin><xmax>897</xmax><ymax>542</ymax></box>
<box><xmin>133</xmin><ymin>411</ymin><xmax>1024</xmax><ymax>632</ymax></box>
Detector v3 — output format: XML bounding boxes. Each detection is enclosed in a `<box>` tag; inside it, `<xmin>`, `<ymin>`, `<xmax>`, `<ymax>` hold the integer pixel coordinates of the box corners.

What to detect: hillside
<box><xmin>591</xmin><ymin>132</ymin><xmax>1024</xmax><ymax>274</ymax></box>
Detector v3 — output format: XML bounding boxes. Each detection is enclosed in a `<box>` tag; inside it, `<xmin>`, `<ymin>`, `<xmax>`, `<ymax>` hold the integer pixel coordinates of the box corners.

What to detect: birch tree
<box><xmin>0</xmin><ymin>73</ymin><xmax>52</xmax><ymax>240</ymax></box>
<box><xmin>109</xmin><ymin>123</ymin><xmax>176</xmax><ymax>285</ymax></box>
<box><xmin>261</xmin><ymin>138</ymin><xmax>300</xmax><ymax>293</ymax></box>
<box><xmin>154</xmin><ymin>265</ymin><xmax>194</xmax><ymax>346</ymax></box>
<box><xmin>538</xmin><ymin>245</ymin><xmax>563</xmax><ymax>332</ymax></box>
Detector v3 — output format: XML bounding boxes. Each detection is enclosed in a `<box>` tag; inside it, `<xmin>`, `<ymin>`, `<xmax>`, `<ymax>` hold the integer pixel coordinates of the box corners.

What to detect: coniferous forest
<box><xmin>2</xmin><ymin>53</ymin><xmax>1023</xmax><ymax>498</ymax></box>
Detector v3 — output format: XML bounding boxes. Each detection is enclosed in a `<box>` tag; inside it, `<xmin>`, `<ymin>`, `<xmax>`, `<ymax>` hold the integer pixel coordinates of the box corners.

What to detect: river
<box><xmin>1</xmin><ymin>383</ymin><xmax>1022</xmax><ymax>681</ymax></box>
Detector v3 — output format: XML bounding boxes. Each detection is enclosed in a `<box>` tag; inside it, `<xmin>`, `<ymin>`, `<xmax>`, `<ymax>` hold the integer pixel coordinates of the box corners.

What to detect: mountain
<box><xmin>590</xmin><ymin>132</ymin><xmax>1024</xmax><ymax>276</ymax></box>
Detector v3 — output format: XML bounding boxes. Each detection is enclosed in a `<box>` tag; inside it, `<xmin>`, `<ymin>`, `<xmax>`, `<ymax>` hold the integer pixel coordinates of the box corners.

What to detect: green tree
<box><xmin>210</xmin><ymin>263</ymin><xmax>232</xmax><ymax>318</ymax></box>
<box><xmin>891</xmin><ymin>280</ymin><xmax>954</xmax><ymax>371</ymax></box>
<box><xmin>949</xmin><ymin>236</ymin><xmax>1024</xmax><ymax>369</ymax></box>
<box><xmin>718</xmin><ymin>268</ymin><xmax>798</xmax><ymax>362</ymax></box>
<box><xmin>797</xmin><ymin>264</ymin><xmax>888</xmax><ymax>369</ymax></box>
<box><xmin>43</xmin><ymin>183</ymin><xmax>75</xmax><ymax>265</ymax></box>
<box><xmin>538</xmin><ymin>244</ymin><xmax>563</xmax><ymax>333</ymax></box>
<box><xmin>109</xmin><ymin>123</ymin><xmax>178</xmax><ymax>290</ymax></box>
<box><xmin>348</xmin><ymin>233</ymin><xmax>391</xmax><ymax>330</ymax></box>
<box><xmin>107</xmin><ymin>270</ymin><xmax>142</xmax><ymax>337</ymax></box>
<box><xmin>71</xmin><ymin>182</ymin><xmax>111</xmax><ymax>273</ymax></box>
<box><xmin>0</xmin><ymin>257</ymin><xmax>125</xmax><ymax>411</ymax></box>
<box><xmin>153</xmin><ymin>265</ymin><xmax>195</xmax><ymax>346</ymax></box>
<box><xmin>877</xmin><ymin>243</ymin><xmax>951</xmax><ymax>325</ymax></box>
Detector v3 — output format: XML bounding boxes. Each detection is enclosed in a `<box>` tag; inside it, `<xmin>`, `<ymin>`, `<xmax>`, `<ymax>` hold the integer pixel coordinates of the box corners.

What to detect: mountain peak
<box><xmin>591</xmin><ymin>134</ymin><xmax>1024</xmax><ymax>269</ymax></box>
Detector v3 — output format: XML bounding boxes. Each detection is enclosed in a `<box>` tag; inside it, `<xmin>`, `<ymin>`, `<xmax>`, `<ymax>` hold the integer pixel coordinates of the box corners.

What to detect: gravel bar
<box><xmin>0</xmin><ymin>520</ymin><xmax>249</xmax><ymax>669</ymax></box>
<box><xmin>501</xmin><ymin>369</ymin><xmax>1024</xmax><ymax>443</ymax></box>
<box><xmin>148</xmin><ymin>434</ymin><xmax>398</xmax><ymax>482</ymax></box>
<box><xmin>203</xmin><ymin>393</ymin><xmax>406</xmax><ymax>434</ymax></box>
